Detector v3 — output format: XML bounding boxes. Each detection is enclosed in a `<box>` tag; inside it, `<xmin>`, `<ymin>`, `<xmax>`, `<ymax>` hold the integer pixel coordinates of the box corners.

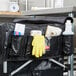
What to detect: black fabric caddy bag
<box><xmin>0</xmin><ymin>17</ymin><xmax>73</xmax><ymax>59</ymax></box>
<box><xmin>12</xmin><ymin>18</ymin><xmax>65</xmax><ymax>59</ymax></box>
<box><xmin>0</xmin><ymin>17</ymin><xmax>74</xmax><ymax>76</ymax></box>
<box><xmin>5</xmin><ymin>20</ymin><xmax>64</xmax><ymax>59</ymax></box>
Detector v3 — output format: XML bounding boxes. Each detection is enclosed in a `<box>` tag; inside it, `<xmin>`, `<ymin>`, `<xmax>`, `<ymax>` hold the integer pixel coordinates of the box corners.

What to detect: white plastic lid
<box><xmin>66</xmin><ymin>20</ymin><xmax>71</xmax><ymax>24</ymax></box>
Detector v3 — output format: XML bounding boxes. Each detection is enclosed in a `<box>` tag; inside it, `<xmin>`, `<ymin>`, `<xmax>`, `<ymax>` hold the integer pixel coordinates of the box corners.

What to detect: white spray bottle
<box><xmin>63</xmin><ymin>20</ymin><xmax>74</xmax><ymax>35</ymax></box>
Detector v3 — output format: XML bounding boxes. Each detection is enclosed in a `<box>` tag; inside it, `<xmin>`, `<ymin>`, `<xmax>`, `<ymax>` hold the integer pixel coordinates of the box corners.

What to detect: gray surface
<box><xmin>64</xmin><ymin>0</ymin><xmax>76</xmax><ymax>7</ymax></box>
<box><xmin>22</xmin><ymin>7</ymin><xmax>76</xmax><ymax>16</ymax></box>
<box><xmin>0</xmin><ymin>7</ymin><xmax>76</xmax><ymax>19</ymax></box>
<box><xmin>10</xmin><ymin>0</ymin><xmax>76</xmax><ymax>11</ymax></box>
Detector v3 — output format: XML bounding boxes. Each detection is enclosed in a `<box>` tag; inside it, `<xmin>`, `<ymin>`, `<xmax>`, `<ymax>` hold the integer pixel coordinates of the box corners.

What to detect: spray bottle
<box><xmin>63</xmin><ymin>17</ymin><xmax>74</xmax><ymax>55</ymax></box>
<box><xmin>63</xmin><ymin>20</ymin><xmax>74</xmax><ymax>35</ymax></box>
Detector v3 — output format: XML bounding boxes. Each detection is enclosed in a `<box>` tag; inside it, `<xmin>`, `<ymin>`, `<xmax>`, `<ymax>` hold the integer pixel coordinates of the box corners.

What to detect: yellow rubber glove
<box><xmin>32</xmin><ymin>35</ymin><xmax>45</xmax><ymax>58</ymax></box>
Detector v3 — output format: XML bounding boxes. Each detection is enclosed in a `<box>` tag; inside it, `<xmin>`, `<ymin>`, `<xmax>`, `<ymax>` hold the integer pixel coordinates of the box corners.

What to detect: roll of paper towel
<box><xmin>9</xmin><ymin>2</ymin><xmax>19</xmax><ymax>12</ymax></box>
<box><xmin>0</xmin><ymin>0</ymin><xmax>9</xmax><ymax>11</ymax></box>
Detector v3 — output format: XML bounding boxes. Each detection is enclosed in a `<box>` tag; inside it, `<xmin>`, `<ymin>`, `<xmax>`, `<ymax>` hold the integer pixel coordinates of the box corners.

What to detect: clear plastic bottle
<box><xmin>63</xmin><ymin>20</ymin><xmax>74</xmax><ymax>35</ymax></box>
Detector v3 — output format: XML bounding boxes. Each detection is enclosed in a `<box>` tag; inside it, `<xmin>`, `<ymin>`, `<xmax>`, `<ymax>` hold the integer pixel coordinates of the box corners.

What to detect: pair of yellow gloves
<box><xmin>32</xmin><ymin>35</ymin><xmax>45</xmax><ymax>58</ymax></box>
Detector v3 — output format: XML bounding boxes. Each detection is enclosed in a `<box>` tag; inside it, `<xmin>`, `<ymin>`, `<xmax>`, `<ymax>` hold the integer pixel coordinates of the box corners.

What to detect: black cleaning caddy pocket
<box><xmin>7</xmin><ymin>35</ymin><xmax>27</xmax><ymax>57</ymax></box>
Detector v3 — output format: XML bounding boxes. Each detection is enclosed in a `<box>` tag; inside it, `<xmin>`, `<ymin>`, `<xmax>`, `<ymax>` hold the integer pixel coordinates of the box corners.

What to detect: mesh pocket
<box><xmin>8</xmin><ymin>35</ymin><xmax>27</xmax><ymax>57</ymax></box>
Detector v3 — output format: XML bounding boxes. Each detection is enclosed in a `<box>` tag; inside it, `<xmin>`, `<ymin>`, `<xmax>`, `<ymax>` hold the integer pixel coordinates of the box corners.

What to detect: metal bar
<box><xmin>45</xmin><ymin>0</ymin><xmax>46</xmax><ymax>7</ymax></box>
<box><xmin>3</xmin><ymin>61</ymin><xmax>7</xmax><ymax>73</ymax></box>
<box><xmin>70</xmin><ymin>54</ymin><xmax>74</xmax><ymax>76</ymax></box>
<box><xmin>47</xmin><ymin>0</ymin><xmax>50</xmax><ymax>7</ymax></box>
<box><xmin>51</xmin><ymin>0</ymin><xmax>54</xmax><ymax>8</ymax></box>
<box><xmin>10</xmin><ymin>60</ymin><xmax>32</xmax><ymax>76</ymax></box>
<box><xmin>23</xmin><ymin>7</ymin><xmax>76</xmax><ymax>16</ymax></box>
<box><xmin>68</xmin><ymin>13</ymin><xmax>74</xmax><ymax>76</ymax></box>
<box><xmin>68</xmin><ymin>54</ymin><xmax>74</xmax><ymax>76</ymax></box>
<box><xmin>26</xmin><ymin>0</ymin><xmax>28</xmax><ymax>11</ymax></box>
<box><xmin>49</xmin><ymin>59</ymin><xmax>66</xmax><ymax>68</ymax></box>
<box><xmin>68</xmin><ymin>56</ymin><xmax>71</xmax><ymax>76</ymax></box>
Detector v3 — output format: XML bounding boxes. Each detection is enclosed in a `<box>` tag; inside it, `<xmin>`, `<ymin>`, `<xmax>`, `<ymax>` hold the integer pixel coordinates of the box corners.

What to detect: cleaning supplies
<box><xmin>45</xmin><ymin>25</ymin><xmax>62</xmax><ymax>39</ymax></box>
<box><xmin>63</xmin><ymin>20</ymin><xmax>74</xmax><ymax>35</ymax></box>
<box><xmin>45</xmin><ymin>25</ymin><xmax>62</xmax><ymax>52</ymax></box>
<box><xmin>63</xmin><ymin>19</ymin><xmax>74</xmax><ymax>55</ymax></box>
<box><xmin>14</xmin><ymin>23</ymin><xmax>25</xmax><ymax>36</ymax></box>
<box><xmin>30</xmin><ymin>30</ymin><xmax>42</xmax><ymax>36</ymax></box>
<box><xmin>32</xmin><ymin>35</ymin><xmax>45</xmax><ymax>58</ymax></box>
